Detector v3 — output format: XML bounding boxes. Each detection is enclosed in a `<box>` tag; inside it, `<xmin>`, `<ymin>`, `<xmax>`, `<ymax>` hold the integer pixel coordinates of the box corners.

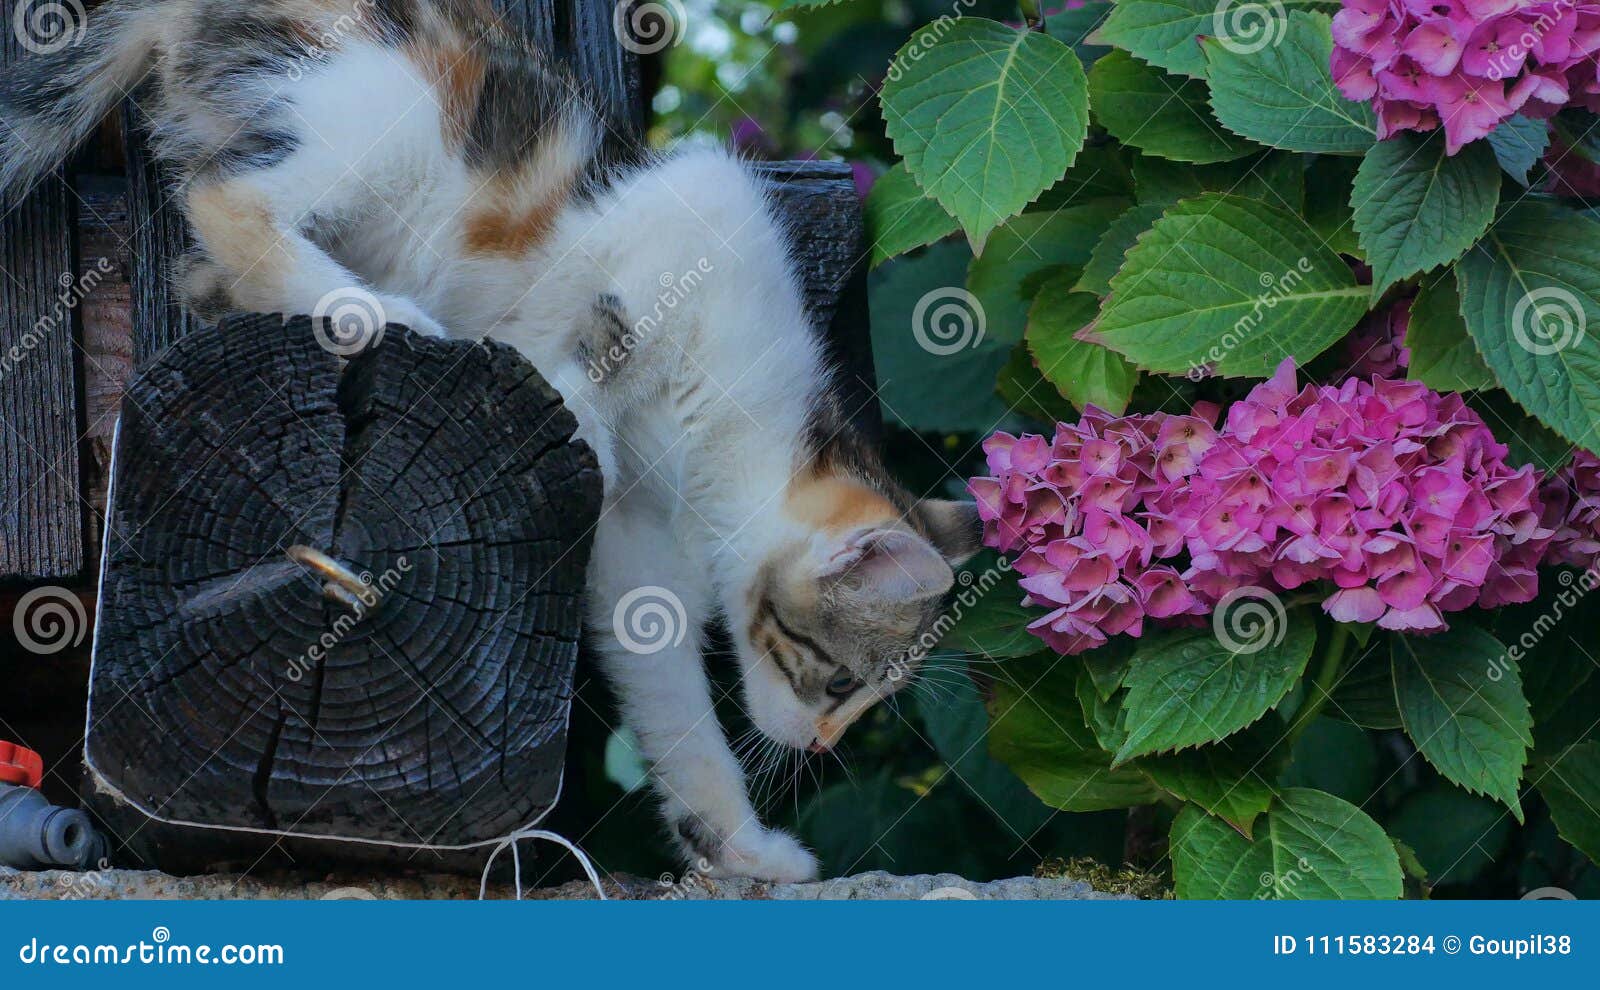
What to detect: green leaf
<box><xmin>1330</xmin><ymin>639</ymin><xmax>1403</xmax><ymax>730</ymax></box>
<box><xmin>1303</xmin><ymin>156</ymin><xmax>1363</xmax><ymax>257</ymax></box>
<box><xmin>1099</xmin><ymin>0</ymin><xmax>1334</xmax><ymax>80</ymax></box>
<box><xmin>1487</xmin><ymin>114</ymin><xmax>1551</xmax><ymax>185</ymax></box>
<box><xmin>1078</xmin><ymin>202</ymin><xmax>1165</xmax><ymax>297</ymax></box>
<box><xmin>913</xmin><ymin>657</ymin><xmax>1054</xmax><ymax>836</ymax></box>
<box><xmin>1088</xmin><ymin>49</ymin><xmax>1256</xmax><ymax>164</ymax></box>
<box><xmin>1044</xmin><ymin>1</ymin><xmax>1114</xmax><ymax>67</ymax></box>
<box><xmin>1027</xmin><ymin>274</ymin><xmax>1138</xmax><ymax>414</ymax></box>
<box><xmin>1351</xmin><ymin>133</ymin><xmax>1500</xmax><ymax>300</ymax></box>
<box><xmin>1534</xmin><ymin>741</ymin><xmax>1600</xmax><ymax>861</ymax></box>
<box><xmin>1406</xmin><ymin>275</ymin><xmax>1494</xmax><ymax>393</ymax></box>
<box><xmin>1204</xmin><ymin>12</ymin><xmax>1376</xmax><ymax>155</ymax></box>
<box><xmin>866</xmin><ymin>163</ymin><xmax>958</xmax><ymax>268</ymax></box>
<box><xmin>1456</xmin><ymin>201</ymin><xmax>1600</xmax><ymax>448</ymax></box>
<box><xmin>996</xmin><ymin>341</ymin><xmax>1082</xmax><ymax>426</ymax></box>
<box><xmin>1466</xmin><ymin>390</ymin><xmax>1576</xmax><ymax>474</ymax></box>
<box><xmin>1083</xmin><ymin>639</ymin><xmax>1136</xmax><ymax>700</ymax></box>
<box><xmin>1115</xmin><ymin>618</ymin><xmax>1317</xmax><ymax>764</ymax></box>
<box><xmin>968</xmin><ymin>199</ymin><xmax>1127</xmax><ymax>344</ymax></box>
<box><xmin>941</xmin><ymin>565</ymin><xmax>1043</xmax><ymax>660</ymax></box>
<box><xmin>989</xmin><ymin>657</ymin><xmax>1162</xmax><ymax>811</ymax></box>
<box><xmin>778</xmin><ymin>0</ymin><xmax>850</xmax><ymax>8</ymax></box>
<box><xmin>1133</xmin><ymin>151</ymin><xmax>1305</xmax><ymax>209</ymax></box>
<box><xmin>869</xmin><ymin>241</ymin><xmax>1014</xmax><ymax>433</ymax></box>
<box><xmin>1033</xmin><ymin>144</ymin><xmax>1138</xmax><ymax>210</ymax></box>
<box><xmin>1089</xmin><ymin>193</ymin><xmax>1367</xmax><ymax>378</ymax></box>
<box><xmin>1171</xmin><ymin>788</ymin><xmax>1403</xmax><ymax>899</ymax></box>
<box><xmin>881</xmin><ymin>18</ymin><xmax>1090</xmax><ymax>252</ymax></box>
<box><xmin>1078</xmin><ymin>667</ymin><xmax>1131</xmax><ymax>752</ymax></box>
<box><xmin>1392</xmin><ymin>626</ymin><xmax>1532</xmax><ymax>818</ymax></box>
<box><xmin>1142</xmin><ymin>715</ymin><xmax>1289</xmax><ymax>837</ymax></box>
<box><xmin>1387</xmin><ymin>785</ymin><xmax>1513</xmax><ymax>886</ymax></box>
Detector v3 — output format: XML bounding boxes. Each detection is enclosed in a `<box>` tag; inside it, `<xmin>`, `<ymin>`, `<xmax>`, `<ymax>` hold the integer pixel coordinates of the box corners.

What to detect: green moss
<box><xmin>1035</xmin><ymin>857</ymin><xmax>1173</xmax><ymax>900</ymax></box>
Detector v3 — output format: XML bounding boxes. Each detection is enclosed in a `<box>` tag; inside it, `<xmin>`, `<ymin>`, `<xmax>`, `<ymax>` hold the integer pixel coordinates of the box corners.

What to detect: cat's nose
<box><xmin>807</xmin><ymin>739</ymin><xmax>830</xmax><ymax>754</ymax></box>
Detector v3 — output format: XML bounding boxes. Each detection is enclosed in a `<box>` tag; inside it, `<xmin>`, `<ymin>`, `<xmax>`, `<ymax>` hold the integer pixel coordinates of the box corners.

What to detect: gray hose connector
<box><xmin>0</xmin><ymin>783</ymin><xmax>109</xmax><ymax>871</ymax></box>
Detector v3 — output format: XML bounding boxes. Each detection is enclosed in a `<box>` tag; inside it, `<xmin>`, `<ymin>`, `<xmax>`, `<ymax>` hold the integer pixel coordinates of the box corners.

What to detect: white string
<box><xmin>478</xmin><ymin>828</ymin><xmax>607</xmax><ymax>901</ymax></box>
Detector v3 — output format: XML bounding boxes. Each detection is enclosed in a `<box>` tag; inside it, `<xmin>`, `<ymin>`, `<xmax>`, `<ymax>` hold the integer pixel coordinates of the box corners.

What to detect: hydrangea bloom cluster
<box><xmin>1541</xmin><ymin>449</ymin><xmax>1600</xmax><ymax>570</ymax></box>
<box><xmin>1331</xmin><ymin>0</ymin><xmax>1600</xmax><ymax>154</ymax></box>
<box><xmin>971</xmin><ymin>360</ymin><xmax>1554</xmax><ymax>654</ymax></box>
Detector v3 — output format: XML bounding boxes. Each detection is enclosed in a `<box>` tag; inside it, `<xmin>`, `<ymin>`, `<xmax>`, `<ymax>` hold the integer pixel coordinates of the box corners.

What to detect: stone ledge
<box><xmin>1</xmin><ymin>867</ymin><xmax>1131</xmax><ymax>901</ymax></box>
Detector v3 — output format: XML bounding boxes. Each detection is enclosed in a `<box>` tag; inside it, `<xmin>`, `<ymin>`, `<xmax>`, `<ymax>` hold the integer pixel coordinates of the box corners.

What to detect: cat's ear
<box><xmin>822</xmin><ymin>527</ymin><xmax>954</xmax><ymax>602</ymax></box>
<box><xmin>914</xmin><ymin>499</ymin><xmax>983</xmax><ymax>567</ymax></box>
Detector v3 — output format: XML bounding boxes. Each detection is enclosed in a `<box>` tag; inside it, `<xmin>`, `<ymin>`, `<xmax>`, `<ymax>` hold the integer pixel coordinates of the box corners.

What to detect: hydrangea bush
<box><xmin>850</xmin><ymin>0</ymin><xmax>1600</xmax><ymax>898</ymax></box>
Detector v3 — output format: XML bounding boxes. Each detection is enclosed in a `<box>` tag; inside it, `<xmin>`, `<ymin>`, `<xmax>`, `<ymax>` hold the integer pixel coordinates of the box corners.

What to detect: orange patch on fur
<box><xmin>461</xmin><ymin>176</ymin><xmax>571</xmax><ymax>257</ymax></box>
<box><xmin>185</xmin><ymin>183</ymin><xmax>289</xmax><ymax>287</ymax></box>
<box><xmin>785</xmin><ymin>475</ymin><xmax>899</xmax><ymax>533</ymax></box>
<box><xmin>405</xmin><ymin>39</ymin><xmax>487</xmax><ymax>147</ymax></box>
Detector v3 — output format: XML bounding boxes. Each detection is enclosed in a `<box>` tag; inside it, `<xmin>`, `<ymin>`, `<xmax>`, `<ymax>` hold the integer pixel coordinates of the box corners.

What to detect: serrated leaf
<box><xmin>1392</xmin><ymin>625</ymin><xmax>1532</xmax><ymax>818</ymax></box>
<box><xmin>866</xmin><ymin>163</ymin><xmax>959</xmax><ymax>268</ymax></box>
<box><xmin>1078</xmin><ymin>202</ymin><xmax>1166</xmax><ymax>297</ymax></box>
<box><xmin>1083</xmin><ymin>639</ymin><xmax>1135</xmax><ymax>700</ymax></box>
<box><xmin>881</xmin><ymin>19</ymin><xmax>1090</xmax><ymax>252</ymax></box>
<box><xmin>1115</xmin><ymin>620</ymin><xmax>1316</xmax><ymax>764</ymax></box>
<box><xmin>1044</xmin><ymin>1</ymin><xmax>1114</xmax><ymax>67</ymax></box>
<box><xmin>1487</xmin><ymin>114</ymin><xmax>1551</xmax><ymax>185</ymax></box>
<box><xmin>1142</xmin><ymin>715</ymin><xmax>1289</xmax><ymax>837</ymax></box>
<box><xmin>1406</xmin><ymin>274</ymin><xmax>1495</xmax><ymax>392</ymax></box>
<box><xmin>1456</xmin><ymin>201</ymin><xmax>1600</xmax><ymax>447</ymax></box>
<box><xmin>1303</xmin><ymin>156</ymin><xmax>1363</xmax><ymax>257</ymax></box>
<box><xmin>989</xmin><ymin>657</ymin><xmax>1161</xmax><ymax>811</ymax></box>
<box><xmin>1077</xmin><ymin>667</ymin><xmax>1131</xmax><ymax>752</ymax></box>
<box><xmin>1204</xmin><ymin>12</ymin><xmax>1376</xmax><ymax>155</ymax></box>
<box><xmin>1132</xmin><ymin>151</ymin><xmax>1305</xmax><ymax>211</ymax></box>
<box><xmin>1027</xmin><ymin>274</ymin><xmax>1137</xmax><ymax>414</ymax></box>
<box><xmin>1352</xmin><ymin>133</ymin><xmax>1500</xmax><ymax>300</ymax></box>
<box><xmin>968</xmin><ymin>199</ymin><xmax>1127</xmax><ymax>343</ymax></box>
<box><xmin>1088</xmin><ymin>49</ymin><xmax>1256</xmax><ymax>164</ymax></box>
<box><xmin>1171</xmin><ymin>788</ymin><xmax>1403</xmax><ymax>899</ymax></box>
<box><xmin>1090</xmin><ymin>193</ymin><xmax>1367</xmax><ymax>377</ymax></box>
<box><xmin>1535</xmin><ymin>741</ymin><xmax>1600</xmax><ymax>861</ymax></box>
<box><xmin>1099</xmin><ymin>0</ymin><xmax>1334</xmax><ymax>79</ymax></box>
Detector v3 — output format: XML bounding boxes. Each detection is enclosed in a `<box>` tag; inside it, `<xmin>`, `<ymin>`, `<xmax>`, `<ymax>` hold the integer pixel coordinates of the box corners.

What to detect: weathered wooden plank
<box><xmin>0</xmin><ymin>8</ymin><xmax>84</xmax><ymax>580</ymax></box>
<box><xmin>121</xmin><ymin>102</ymin><xmax>202</xmax><ymax>366</ymax></box>
<box><xmin>758</xmin><ymin>161</ymin><xmax>880</xmax><ymax>440</ymax></box>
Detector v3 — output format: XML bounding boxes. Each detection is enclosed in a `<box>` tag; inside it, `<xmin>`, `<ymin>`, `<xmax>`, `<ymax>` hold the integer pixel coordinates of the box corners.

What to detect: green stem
<box><xmin>1285</xmin><ymin>621</ymin><xmax>1351</xmax><ymax>749</ymax></box>
<box><xmin>1017</xmin><ymin>0</ymin><xmax>1045</xmax><ymax>29</ymax></box>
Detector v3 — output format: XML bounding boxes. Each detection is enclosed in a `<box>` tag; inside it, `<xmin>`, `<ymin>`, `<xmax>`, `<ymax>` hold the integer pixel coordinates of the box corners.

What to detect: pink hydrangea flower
<box><xmin>970</xmin><ymin>360</ymin><xmax>1557</xmax><ymax>654</ymax></box>
<box><xmin>1542</xmin><ymin>449</ymin><xmax>1600</xmax><ymax>571</ymax></box>
<box><xmin>1332</xmin><ymin>0</ymin><xmax>1600</xmax><ymax>154</ymax></box>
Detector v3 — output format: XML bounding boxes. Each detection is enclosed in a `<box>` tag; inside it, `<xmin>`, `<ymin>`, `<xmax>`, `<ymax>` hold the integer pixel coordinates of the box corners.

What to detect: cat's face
<box><xmin>739</xmin><ymin>487</ymin><xmax>980</xmax><ymax>752</ymax></box>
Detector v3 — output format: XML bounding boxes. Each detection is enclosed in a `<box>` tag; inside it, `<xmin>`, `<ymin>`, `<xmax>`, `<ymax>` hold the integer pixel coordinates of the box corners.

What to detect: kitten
<box><xmin>0</xmin><ymin>0</ymin><xmax>981</xmax><ymax>881</ymax></box>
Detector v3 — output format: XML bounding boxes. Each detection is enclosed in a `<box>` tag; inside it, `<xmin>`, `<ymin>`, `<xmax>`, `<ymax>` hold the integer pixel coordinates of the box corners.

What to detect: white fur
<box><xmin>196</xmin><ymin>45</ymin><xmax>837</xmax><ymax>880</ymax></box>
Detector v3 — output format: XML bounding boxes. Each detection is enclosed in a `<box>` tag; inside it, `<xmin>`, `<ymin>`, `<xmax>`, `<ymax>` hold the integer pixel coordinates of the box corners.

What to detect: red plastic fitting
<box><xmin>0</xmin><ymin>741</ymin><xmax>43</xmax><ymax>789</ymax></box>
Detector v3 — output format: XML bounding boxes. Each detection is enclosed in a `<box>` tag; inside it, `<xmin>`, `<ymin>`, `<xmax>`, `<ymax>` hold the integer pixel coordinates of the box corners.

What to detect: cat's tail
<box><xmin>0</xmin><ymin>0</ymin><xmax>179</xmax><ymax>201</ymax></box>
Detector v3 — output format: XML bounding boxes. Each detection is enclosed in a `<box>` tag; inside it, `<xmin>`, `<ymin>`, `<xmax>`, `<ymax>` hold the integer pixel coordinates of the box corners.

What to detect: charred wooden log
<box><xmin>86</xmin><ymin>314</ymin><xmax>601</xmax><ymax>854</ymax></box>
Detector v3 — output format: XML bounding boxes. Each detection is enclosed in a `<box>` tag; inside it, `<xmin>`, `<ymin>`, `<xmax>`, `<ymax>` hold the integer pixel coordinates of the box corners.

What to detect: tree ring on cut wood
<box><xmin>87</xmin><ymin>314</ymin><xmax>602</xmax><ymax>849</ymax></box>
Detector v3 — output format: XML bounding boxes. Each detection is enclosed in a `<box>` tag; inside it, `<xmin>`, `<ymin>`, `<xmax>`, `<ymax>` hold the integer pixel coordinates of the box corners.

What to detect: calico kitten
<box><xmin>0</xmin><ymin>0</ymin><xmax>981</xmax><ymax>881</ymax></box>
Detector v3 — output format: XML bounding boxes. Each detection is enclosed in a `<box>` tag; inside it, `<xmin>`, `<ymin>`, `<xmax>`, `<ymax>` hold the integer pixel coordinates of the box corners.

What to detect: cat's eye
<box><xmin>825</xmin><ymin>671</ymin><xmax>862</xmax><ymax>698</ymax></box>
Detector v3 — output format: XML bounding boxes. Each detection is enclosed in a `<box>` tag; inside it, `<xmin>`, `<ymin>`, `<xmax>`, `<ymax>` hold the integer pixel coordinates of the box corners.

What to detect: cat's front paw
<box><xmin>703</xmin><ymin>826</ymin><xmax>819</xmax><ymax>883</ymax></box>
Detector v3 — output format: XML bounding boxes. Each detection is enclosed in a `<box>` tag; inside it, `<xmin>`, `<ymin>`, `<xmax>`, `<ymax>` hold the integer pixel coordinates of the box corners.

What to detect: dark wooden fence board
<box><xmin>1</xmin><ymin>10</ymin><xmax>84</xmax><ymax>580</ymax></box>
